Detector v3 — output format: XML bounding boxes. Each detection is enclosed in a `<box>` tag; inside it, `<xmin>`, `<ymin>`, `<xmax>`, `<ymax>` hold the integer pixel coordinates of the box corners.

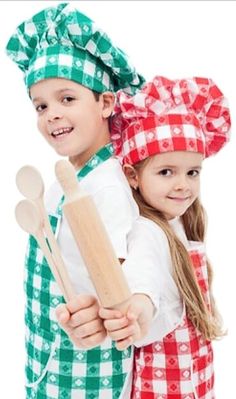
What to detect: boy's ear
<box><xmin>123</xmin><ymin>164</ymin><xmax>139</xmax><ymax>190</ymax></box>
<box><xmin>101</xmin><ymin>91</ymin><xmax>115</xmax><ymax>118</ymax></box>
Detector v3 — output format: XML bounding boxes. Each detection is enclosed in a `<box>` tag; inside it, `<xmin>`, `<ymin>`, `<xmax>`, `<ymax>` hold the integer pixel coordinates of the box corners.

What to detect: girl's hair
<box><xmin>131</xmin><ymin>158</ymin><xmax>224</xmax><ymax>341</ymax></box>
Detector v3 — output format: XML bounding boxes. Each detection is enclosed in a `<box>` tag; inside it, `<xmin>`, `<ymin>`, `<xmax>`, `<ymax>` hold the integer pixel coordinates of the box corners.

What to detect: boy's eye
<box><xmin>159</xmin><ymin>169</ymin><xmax>172</xmax><ymax>176</ymax></box>
<box><xmin>188</xmin><ymin>169</ymin><xmax>200</xmax><ymax>177</ymax></box>
<box><xmin>62</xmin><ymin>96</ymin><xmax>75</xmax><ymax>103</ymax></box>
<box><xmin>35</xmin><ymin>104</ymin><xmax>47</xmax><ymax>113</ymax></box>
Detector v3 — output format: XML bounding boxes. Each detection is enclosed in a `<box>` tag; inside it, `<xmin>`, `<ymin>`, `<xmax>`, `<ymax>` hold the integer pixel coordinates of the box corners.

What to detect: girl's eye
<box><xmin>159</xmin><ymin>169</ymin><xmax>172</xmax><ymax>176</ymax></box>
<box><xmin>35</xmin><ymin>104</ymin><xmax>47</xmax><ymax>113</ymax></box>
<box><xmin>62</xmin><ymin>96</ymin><xmax>75</xmax><ymax>103</ymax></box>
<box><xmin>188</xmin><ymin>169</ymin><xmax>200</xmax><ymax>177</ymax></box>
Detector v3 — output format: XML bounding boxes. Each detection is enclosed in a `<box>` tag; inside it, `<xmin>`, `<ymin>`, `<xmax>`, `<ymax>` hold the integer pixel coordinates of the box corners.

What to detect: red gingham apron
<box><xmin>131</xmin><ymin>248</ymin><xmax>215</xmax><ymax>399</ymax></box>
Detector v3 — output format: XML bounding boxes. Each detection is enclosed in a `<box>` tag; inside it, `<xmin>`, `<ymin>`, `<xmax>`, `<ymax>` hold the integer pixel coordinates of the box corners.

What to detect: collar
<box><xmin>56</xmin><ymin>143</ymin><xmax>114</xmax><ymax>216</ymax></box>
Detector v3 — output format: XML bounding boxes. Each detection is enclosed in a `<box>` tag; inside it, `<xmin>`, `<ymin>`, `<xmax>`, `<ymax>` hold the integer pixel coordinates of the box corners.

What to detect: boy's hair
<box><xmin>132</xmin><ymin>158</ymin><xmax>224</xmax><ymax>341</ymax></box>
<box><xmin>93</xmin><ymin>91</ymin><xmax>100</xmax><ymax>102</ymax></box>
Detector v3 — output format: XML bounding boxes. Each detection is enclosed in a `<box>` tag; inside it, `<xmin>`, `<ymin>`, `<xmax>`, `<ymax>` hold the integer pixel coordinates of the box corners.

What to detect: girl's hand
<box><xmin>56</xmin><ymin>294</ymin><xmax>107</xmax><ymax>349</ymax></box>
<box><xmin>99</xmin><ymin>294</ymin><xmax>154</xmax><ymax>351</ymax></box>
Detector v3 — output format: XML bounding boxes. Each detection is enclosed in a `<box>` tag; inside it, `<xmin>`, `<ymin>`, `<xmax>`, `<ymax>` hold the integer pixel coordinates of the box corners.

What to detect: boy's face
<box><xmin>30</xmin><ymin>78</ymin><xmax>114</xmax><ymax>168</ymax></box>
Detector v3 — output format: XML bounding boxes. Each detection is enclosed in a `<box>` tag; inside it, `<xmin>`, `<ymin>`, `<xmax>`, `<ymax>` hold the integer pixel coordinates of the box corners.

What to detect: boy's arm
<box><xmin>93</xmin><ymin>185</ymin><xmax>138</xmax><ymax>260</ymax></box>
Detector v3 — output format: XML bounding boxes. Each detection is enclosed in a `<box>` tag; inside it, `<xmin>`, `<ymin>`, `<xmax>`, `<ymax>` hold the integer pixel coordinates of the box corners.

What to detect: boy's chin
<box><xmin>52</xmin><ymin>145</ymin><xmax>76</xmax><ymax>158</ymax></box>
<box><xmin>55</xmin><ymin>149</ymin><xmax>70</xmax><ymax>157</ymax></box>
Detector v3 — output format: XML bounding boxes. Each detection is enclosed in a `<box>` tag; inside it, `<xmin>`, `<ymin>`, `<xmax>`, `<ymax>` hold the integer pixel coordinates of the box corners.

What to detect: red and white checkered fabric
<box><xmin>111</xmin><ymin>76</ymin><xmax>231</xmax><ymax>165</ymax></box>
<box><xmin>131</xmin><ymin>250</ymin><xmax>215</xmax><ymax>399</ymax></box>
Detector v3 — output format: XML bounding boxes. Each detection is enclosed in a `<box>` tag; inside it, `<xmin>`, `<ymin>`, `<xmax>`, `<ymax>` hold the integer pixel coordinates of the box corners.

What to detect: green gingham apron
<box><xmin>24</xmin><ymin>144</ymin><xmax>132</xmax><ymax>399</ymax></box>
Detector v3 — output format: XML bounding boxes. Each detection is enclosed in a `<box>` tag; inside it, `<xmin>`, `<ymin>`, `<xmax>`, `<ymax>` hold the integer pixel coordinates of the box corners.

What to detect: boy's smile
<box><xmin>50</xmin><ymin>127</ymin><xmax>74</xmax><ymax>138</ymax></box>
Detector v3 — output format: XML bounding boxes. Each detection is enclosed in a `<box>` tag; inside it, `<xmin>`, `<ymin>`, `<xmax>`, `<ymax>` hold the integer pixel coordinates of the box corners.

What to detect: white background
<box><xmin>0</xmin><ymin>1</ymin><xmax>235</xmax><ymax>397</ymax></box>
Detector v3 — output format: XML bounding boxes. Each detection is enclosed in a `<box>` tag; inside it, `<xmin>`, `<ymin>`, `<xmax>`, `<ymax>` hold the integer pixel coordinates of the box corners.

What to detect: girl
<box><xmin>100</xmin><ymin>76</ymin><xmax>231</xmax><ymax>398</ymax></box>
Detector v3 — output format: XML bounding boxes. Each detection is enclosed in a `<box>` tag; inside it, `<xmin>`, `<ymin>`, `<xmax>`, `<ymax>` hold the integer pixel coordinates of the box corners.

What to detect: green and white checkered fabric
<box><xmin>6</xmin><ymin>2</ymin><xmax>145</xmax><ymax>94</ymax></box>
<box><xmin>24</xmin><ymin>145</ymin><xmax>133</xmax><ymax>398</ymax></box>
<box><xmin>25</xmin><ymin>220</ymin><xmax>132</xmax><ymax>399</ymax></box>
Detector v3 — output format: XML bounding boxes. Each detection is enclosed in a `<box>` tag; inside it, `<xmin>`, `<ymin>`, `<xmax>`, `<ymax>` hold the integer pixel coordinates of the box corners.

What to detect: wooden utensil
<box><xmin>15</xmin><ymin>199</ymin><xmax>69</xmax><ymax>299</ymax></box>
<box><xmin>55</xmin><ymin>160</ymin><xmax>131</xmax><ymax>310</ymax></box>
<box><xmin>16</xmin><ymin>166</ymin><xmax>76</xmax><ymax>302</ymax></box>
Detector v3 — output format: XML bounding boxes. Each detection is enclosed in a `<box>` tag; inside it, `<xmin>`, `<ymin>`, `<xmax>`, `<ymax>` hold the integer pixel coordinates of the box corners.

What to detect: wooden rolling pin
<box><xmin>55</xmin><ymin>160</ymin><xmax>131</xmax><ymax>309</ymax></box>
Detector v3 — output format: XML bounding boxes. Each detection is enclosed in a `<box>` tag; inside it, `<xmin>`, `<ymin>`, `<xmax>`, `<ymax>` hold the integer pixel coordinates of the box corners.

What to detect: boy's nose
<box><xmin>47</xmin><ymin>107</ymin><xmax>63</xmax><ymax>122</ymax></box>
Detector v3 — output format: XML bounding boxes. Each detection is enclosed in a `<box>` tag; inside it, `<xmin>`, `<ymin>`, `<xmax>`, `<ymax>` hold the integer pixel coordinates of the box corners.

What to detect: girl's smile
<box><xmin>167</xmin><ymin>195</ymin><xmax>191</xmax><ymax>202</ymax></box>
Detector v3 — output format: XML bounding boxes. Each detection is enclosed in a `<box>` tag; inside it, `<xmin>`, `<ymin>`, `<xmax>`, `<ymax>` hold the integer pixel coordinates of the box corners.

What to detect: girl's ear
<box><xmin>101</xmin><ymin>91</ymin><xmax>115</xmax><ymax>118</ymax></box>
<box><xmin>123</xmin><ymin>164</ymin><xmax>139</xmax><ymax>190</ymax></box>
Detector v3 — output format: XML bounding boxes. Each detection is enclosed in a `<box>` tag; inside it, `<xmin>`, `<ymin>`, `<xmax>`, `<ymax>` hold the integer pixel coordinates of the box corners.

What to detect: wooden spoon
<box><xmin>16</xmin><ymin>166</ymin><xmax>75</xmax><ymax>301</ymax></box>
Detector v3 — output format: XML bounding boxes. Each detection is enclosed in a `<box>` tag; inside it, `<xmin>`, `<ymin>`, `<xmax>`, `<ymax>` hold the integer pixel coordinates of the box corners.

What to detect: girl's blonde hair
<box><xmin>131</xmin><ymin>159</ymin><xmax>224</xmax><ymax>341</ymax></box>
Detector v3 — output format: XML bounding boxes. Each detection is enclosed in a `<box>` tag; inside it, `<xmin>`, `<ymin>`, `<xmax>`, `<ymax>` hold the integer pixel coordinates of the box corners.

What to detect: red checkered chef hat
<box><xmin>111</xmin><ymin>76</ymin><xmax>231</xmax><ymax>165</ymax></box>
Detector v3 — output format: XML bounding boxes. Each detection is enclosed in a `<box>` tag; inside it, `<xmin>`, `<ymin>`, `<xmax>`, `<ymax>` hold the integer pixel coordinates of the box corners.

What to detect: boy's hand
<box><xmin>99</xmin><ymin>294</ymin><xmax>154</xmax><ymax>351</ymax></box>
<box><xmin>56</xmin><ymin>294</ymin><xmax>106</xmax><ymax>349</ymax></box>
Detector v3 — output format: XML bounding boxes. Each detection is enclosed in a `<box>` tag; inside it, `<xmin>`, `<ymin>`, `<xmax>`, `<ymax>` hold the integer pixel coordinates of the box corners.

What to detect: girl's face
<box><xmin>127</xmin><ymin>151</ymin><xmax>203</xmax><ymax>220</ymax></box>
<box><xmin>30</xmin><ymin>78</ymin><xmax>114</xmax><ymax>169</ymax></box>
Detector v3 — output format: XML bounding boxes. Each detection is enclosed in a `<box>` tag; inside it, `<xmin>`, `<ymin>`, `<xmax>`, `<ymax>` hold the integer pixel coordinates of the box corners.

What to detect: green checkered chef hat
<box><xmin>6</xmin><ymin>2</ymin><xmax>145</xmax><ymax>94</ymax></box>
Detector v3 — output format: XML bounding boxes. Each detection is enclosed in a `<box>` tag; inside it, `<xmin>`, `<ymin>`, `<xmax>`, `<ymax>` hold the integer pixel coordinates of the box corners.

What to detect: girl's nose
<box><xmin>174</xmin><ymin>174</ymin><xmax>189</xmax><ymax>190</ymax></box>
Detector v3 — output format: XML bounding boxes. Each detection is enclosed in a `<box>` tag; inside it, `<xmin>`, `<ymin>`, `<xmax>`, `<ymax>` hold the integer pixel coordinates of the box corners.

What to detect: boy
<box><xmin>6</xmin><ymin>3</ymin><xmax>145</xmax><ymax>398</ymax></box>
